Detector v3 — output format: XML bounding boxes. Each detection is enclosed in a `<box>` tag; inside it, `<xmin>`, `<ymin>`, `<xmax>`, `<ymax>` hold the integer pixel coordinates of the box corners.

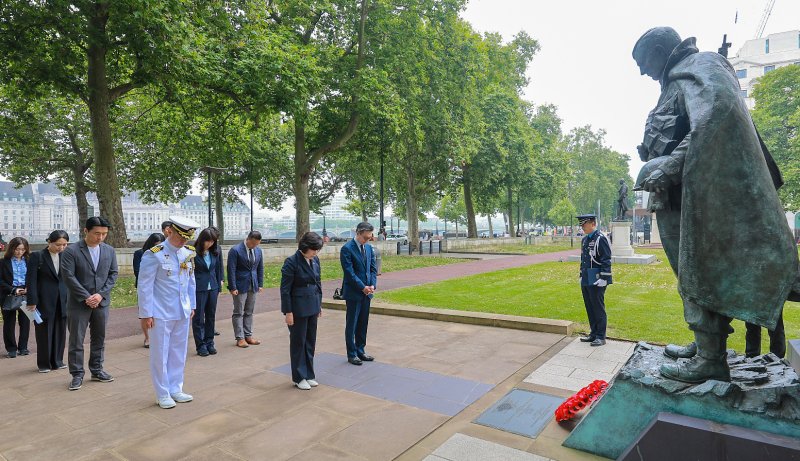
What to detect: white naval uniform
<box><xmin>137</xmin><ymin>240</ymin><xmax>196</xmax><ymax>399</ymax></box>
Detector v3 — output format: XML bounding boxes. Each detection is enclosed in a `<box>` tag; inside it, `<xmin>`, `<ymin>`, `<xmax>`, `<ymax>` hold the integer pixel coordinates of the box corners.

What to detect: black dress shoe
<box><xmin>6</xmin><ymin>351</ymin><xmax>16</xmax><ymax>358</ymax></box>
<box><xmin>214</xmin><ymin>330</ymin><xmax>220</xmax><ymax>336</ymax></box>
<box><xmin>207</xmin><ymin>346</ymin><xmax>217</xmax><ymax>355</ymax></box>
<box><xmin>91</xmin><ymin>371</ymin><xmax>115</xmax><ymax>382</ymax></box>
<box><xmin>18</xmin><ymin>349</ymin><xmax>30</xmax><ymax>356</ymax></box>
<box><xmin>197</xmin><ymin>347</ymin><xmax>209</xmax><ymax>357</ymax></box>
<box><xmin>348</xmin><ymin>357</ymin><xmax>363</xmax><ymax>366</ymax></box>
<box><xmin>69</xmin><ymin>376</ymin><xmax>83</xmax><ymax>391</ymax></box>
<box><xmin>590</xmin><ymin>339</ymin><xmax>606</xmax><ymax>347</ymax></box>
<box><xmin>579</xmin><ymin>336</ymin><xmax>596</xmax><ymax>342</ymax></box>
<box><xmin>357</xmin><ymin>354</ymin><xmax>374</xmax><ymax>362</ymax></box>
<box><xmin>56</xmin><ymin>363</ymin><xmax>67</xmax><ymax>369</ymax></box>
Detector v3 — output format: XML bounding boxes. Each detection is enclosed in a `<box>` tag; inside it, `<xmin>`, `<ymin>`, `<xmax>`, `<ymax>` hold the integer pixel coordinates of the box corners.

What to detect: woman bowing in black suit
<box><xmin>26</xmin><ymin>230</ymin><xmax>70</xmax><ymax>372</ymax></box>
<box><xmin>193</xmin><ymin>227</ymin><xmax>223</xmax><ymax>357</ymax></box>
<box><xmin>280</xmin><ymin>232</ymin><xmax>324</xmax><ymax>390</ymax></box>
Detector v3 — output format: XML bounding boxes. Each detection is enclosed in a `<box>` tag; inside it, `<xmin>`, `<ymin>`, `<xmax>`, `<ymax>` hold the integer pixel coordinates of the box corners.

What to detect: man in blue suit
<box><xmin>227</xmin><ymin>231</ymin><xmax>264</xmax><ymax>348</ymax></box>
<box><xmin>340</xmin><ymin>222</ymin><xmax>378</xmax><ymax>365</ymax></box>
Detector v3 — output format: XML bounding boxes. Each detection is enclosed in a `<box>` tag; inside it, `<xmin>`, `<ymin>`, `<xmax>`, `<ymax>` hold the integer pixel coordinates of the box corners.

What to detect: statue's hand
<box><xmin>642</xmin><ymin>168</ymin><xmax>670</xmax><ymax>192</ymax></box>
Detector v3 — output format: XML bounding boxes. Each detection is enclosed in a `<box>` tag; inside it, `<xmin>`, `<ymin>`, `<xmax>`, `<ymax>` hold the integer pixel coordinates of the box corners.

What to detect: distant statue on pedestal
<box><xmin>615</xmin><ymin>179</ymin><xmax>629</xmax><ymax>221</ymax></box>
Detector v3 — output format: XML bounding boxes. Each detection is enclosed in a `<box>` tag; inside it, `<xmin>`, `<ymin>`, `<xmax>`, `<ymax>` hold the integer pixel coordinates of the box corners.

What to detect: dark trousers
<box><xmin>36</xmin><ymin>312</ymin><xmax>66</xmax><ymax>370</ymax></box>
<box><xmin>345</xmin><ymin>296</ymin><xmax>371</xmax><ymax>358</ymax></box>
<box><xmin>2</xmin><ymin>307</ymin><xmax>30</xmax><ymax>353</ymax></box>
<box><xmin>745</xmin><ymin>313</ymin><xmax>786</xmax><ymax>358</ymax></box>
<box><xmin>67</xmin><ymin>305</ymin><xmax>108</xmax><ymax>377</ymax></box>
<box><xmin>193</xmin><ymin>289</ymin><xmax>219</xmax><ymax>350</ymax></box>
<box><xmin>581</xmin><ymin>285</ymin><xmax>607</xmax><ymax>340</ymax></box>
<box><xmin>288</xmin><ymin>313</ymin><xmax>318</xmax><ymax>383</ymax></box>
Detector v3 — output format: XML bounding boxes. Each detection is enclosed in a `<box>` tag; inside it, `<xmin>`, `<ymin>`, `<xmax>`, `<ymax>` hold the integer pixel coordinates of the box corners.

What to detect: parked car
<box><xmin>385</xmin><ymin>233</ymin><xmax>408</xmax><ymax>245</ymax></box>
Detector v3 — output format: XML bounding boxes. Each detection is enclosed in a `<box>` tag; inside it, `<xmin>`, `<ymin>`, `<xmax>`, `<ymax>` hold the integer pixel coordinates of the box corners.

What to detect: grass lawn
<box><xmin>462</xmin><ymin>243</ymin><xmax>577</xmax><ymax>255</ymax></box>
<box><xmin>375</xmin><ymin>249</ymin><xmax>799</xmax><ymax>353</ymax></box>
<box><xmin>109</xmin><ymin>255</ymin><xmax>466</xmax><ymax>308</ymax></box>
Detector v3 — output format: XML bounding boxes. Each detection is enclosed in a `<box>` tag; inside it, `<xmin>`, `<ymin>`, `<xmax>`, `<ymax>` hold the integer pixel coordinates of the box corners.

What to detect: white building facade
<box><xmin>0</xmin><ymin>181</ymin><xmax>250</xmax><ymax>243</ymax></box>
<box><xmin>729</xmin><ymin>30</ymin><xmax>800</xmax><ymax>109</ymax></box>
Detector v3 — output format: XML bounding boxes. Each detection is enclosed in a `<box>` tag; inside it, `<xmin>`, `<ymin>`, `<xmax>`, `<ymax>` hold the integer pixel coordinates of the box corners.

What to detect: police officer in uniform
<box><xmin>137</xmin><ymin>216</ymin><xmax>199</xmax><ymax>409</ymax></box>
<box><xmin>577</xmin><ymin>214</ymin><xmax>612</xmax><ymax>346</ymax></box>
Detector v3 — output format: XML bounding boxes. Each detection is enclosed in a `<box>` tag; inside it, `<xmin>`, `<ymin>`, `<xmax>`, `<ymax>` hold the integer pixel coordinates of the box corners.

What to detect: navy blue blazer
<box><xmin>195</xmin><ymin>249</ymin><xmax>224</xmax><ymax>292</ymax></box>
<box><xmin>339</xmin><ymin>239</ymin><xmax>377</xmax><ymax>301</ymax></box>
<box><xmin>280</xmin><ymin>251</ymin><xmax>322</xmax><ymax>317</ymax></box>
<box><xmin>26</xmin><ymin>249</ymin><xmax>68</xmax><ymax>319</ymax></box>
<box><xmin>227</xmin><ymin>242</ymin><xmax>263</xmax><ymax>292</ymax></box>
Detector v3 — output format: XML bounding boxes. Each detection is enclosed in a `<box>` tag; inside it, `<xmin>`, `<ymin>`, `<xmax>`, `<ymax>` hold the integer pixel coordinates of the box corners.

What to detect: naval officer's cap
<box><xmin>169</xmin><ymin>215</ymin><xmax>201</xmax><ymax>239</ymax></box>
<box><xmin>575</xmin><ymin>213</ymin><xmax>597</xmax><ymax>225</ymax></box>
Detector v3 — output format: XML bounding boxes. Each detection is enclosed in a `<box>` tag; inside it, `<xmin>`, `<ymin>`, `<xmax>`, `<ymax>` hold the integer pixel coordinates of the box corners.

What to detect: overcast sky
<box><xmin>461</xmin><ymin>0</ymin><xmax>800</xmax><ymax>179</ymax></box>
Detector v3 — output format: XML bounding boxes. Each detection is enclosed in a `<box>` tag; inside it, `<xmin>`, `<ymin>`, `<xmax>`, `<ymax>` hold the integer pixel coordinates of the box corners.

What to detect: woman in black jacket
<box><xmin>133</xmin><ymin>233</ymin><xmax>165</xmax><ymax>348</ymax></box>
<box><xmin>193</xmin><ymin>227</ymin><xmax>223</xmax><ymax>356</ymax></box>
<box><xmin>280</xmin><ymin>232</ymin><xmax>324</xmax><ymax>390</ymax></box>
<box><xmin>1</xmin><ymin>237</ymin><xmax>31</xmax><ymax>358</ymax></box>
<box><xmin>26</xmin><ymin>230</ymin><xmax>69</xmax><ymax>372</ymax></box>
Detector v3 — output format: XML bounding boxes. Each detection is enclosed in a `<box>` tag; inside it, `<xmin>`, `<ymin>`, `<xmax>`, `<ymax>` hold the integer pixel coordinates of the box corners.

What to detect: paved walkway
<box><xmin>0</xmin><ymin>248</ymin><xmax>644</xmax><ymax>461</ymax></box>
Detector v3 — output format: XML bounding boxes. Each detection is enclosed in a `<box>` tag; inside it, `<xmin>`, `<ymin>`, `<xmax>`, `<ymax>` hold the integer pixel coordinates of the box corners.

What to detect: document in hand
<box><xmin>21</xmin><ymin>307</ymin><xmax>43</xmax><ymax>325</ymax></box>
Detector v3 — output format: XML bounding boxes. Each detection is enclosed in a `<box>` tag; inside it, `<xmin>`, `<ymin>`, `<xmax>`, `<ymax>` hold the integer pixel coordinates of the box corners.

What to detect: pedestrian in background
<box><xmin>280</xmin><ymin>232</ymin><xmax>324</xmax><ymax>390</ymax></box>
<box><xmin>134</xmin><ymin>232</ymin><xmax>166</xmax><ymax>349</ymax></box>
<box><xmin>26</xmin><ymin>230</ymin><xmax>69</xmax><ymax>372</ymax></box>
<box><xmin>1</xmin><ymin>237</ymin><xmax>31</xmax><ymax>358</ymax></box>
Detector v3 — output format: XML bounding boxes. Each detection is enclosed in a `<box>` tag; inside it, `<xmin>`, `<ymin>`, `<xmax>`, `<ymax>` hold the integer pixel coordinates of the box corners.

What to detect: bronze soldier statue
<box><xmin>616</xmin><ymin>179</ymin><xmax>629</xmax><ymax>221</ymax></box>
<box><xmin>633</xmin><ymin>27</ymin><xmax>798</xmax><ymax>384</ymax></box>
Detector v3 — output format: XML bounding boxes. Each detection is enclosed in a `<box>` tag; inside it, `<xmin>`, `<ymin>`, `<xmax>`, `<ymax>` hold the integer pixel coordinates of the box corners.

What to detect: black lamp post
<box><xmin>379</xmin><ymin>150</ymin><xmax>385</xmax><ymax>236</ymax></box>
<box><xmin>322</xmin><ymin>211</ymin><xmax>327</xmax><ymax>238</ymax></box>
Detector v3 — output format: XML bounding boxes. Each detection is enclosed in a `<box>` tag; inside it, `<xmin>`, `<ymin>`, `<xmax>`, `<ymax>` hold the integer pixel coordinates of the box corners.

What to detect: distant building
<box><xmin>0</xmin><ymin>181</ymin><xmax>250</xmax><ymax>243</ymax></box>
<box><xmin>729</xmin><ymin>30</ymin><xmax>800</xmax><ymax>109</ymax></box>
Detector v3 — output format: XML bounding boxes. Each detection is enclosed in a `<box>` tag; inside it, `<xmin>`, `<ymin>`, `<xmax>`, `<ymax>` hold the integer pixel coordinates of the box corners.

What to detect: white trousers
<box><xmin>149</xmin><ymin>318</ymin><xmax>190</xmax><ymax>399</ymax></box>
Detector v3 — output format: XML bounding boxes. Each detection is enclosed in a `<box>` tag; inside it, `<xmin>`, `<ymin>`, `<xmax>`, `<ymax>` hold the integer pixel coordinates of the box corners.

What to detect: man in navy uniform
<box><xmin>577</xmin><ymin>214</ymin><xmax>612</xmax><ymax>346</ymax></box>
<box><xmin>138</xmin><ymin>216</ymin><xmax>199</xmax><ymax>409</ymax></box>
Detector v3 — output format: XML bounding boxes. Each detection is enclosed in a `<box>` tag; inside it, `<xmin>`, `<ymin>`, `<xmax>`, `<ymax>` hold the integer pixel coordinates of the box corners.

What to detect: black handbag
<box><xmin>2</xmin><ymin>295</ymin><xmax>26</xmax><ymax>311</ymax></box>
<box><xmin>333</xmin><ymin>287</ymin><xmax>344</xmax><ymax>300</ymax></box>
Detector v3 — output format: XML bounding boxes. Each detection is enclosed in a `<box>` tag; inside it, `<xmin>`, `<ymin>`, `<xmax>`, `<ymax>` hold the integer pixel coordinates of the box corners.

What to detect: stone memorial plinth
<box><xmin>567</xmin><ymin>220</ymin><xmax>655</xmax><ymax>265</ymax></box>
<box><xmin>563</xmin><ymin>342</ymin><xmax>800</xmax><ymax>459</ymax></box>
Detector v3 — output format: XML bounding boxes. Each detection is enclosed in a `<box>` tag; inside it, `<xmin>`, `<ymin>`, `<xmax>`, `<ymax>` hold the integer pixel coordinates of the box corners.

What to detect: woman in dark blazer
<box><xmin>1</xmin><ymin>237</ymin><xmax>31</xmax><ymax>358</ymax></box>
<box><xmin>193</xmin><ymin>227</ymin><xmax>223</xmax><ymax>356</ymax></box>
<box><xmin>134</xmin><ymin>233</ymin><xmax>165</xmax><ymax>348</ymax></box>
<box><xmin>26</xmin><ymin>230</ymin><xmax>69</xmax><ymax>372</ymax></box>
<box><xmin>280</xmin><ymin>232</ymin><xmax>324</xmax><ymax>390</ymax></box>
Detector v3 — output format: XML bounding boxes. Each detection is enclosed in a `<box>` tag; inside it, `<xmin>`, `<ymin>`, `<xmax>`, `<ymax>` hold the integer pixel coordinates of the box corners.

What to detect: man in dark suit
<box><xmin>61</xmin><ymin>217</ymin><xmax>118</xmax><ymax>391</ymax></box>
<box><xmin>340</xmin><ymin>222</ymin><xmax>378</xmax><ymax>365</ymax></box>
<box><xmin>227</xmin><ymin>230</ymin><xmax>264</xmax><ymax>348</ymax></box>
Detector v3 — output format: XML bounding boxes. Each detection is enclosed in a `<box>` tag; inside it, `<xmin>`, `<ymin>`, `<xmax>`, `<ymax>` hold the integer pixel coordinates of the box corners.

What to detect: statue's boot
<box><xmin>660</xmin><ymin>333</ymin><xmax>730</xmax><ymax>384</ymax></box>
<box><xmin>664</xmin><ymin>341</ymin><xmax>697</xmax><ymax>359</ymax></box>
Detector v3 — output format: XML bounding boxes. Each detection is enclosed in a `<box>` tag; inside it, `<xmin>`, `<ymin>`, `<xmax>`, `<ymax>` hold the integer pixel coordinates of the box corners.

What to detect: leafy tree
<box><xmin>563</xmin><ymin>126</ymin><xmax>632</xmax><ymax>223</ymax></box>
<box><xmin>751</xmin><ymin>65</ymin><xmax>800</xmax><ymax>209</ymax></box>
<box><xmin>0</xmin><ymin>1</ymin><xmax>206</xmax><ymax>246</ymax></box>
<box><xmin>547</xmin><ymin>197</ymin><xmax>576</xmax><ymax>234</ymax></box>
<box><xmin>0</xmin><ymin>89</ymin><xmax>95</xmax><ymax>226</ymax></box>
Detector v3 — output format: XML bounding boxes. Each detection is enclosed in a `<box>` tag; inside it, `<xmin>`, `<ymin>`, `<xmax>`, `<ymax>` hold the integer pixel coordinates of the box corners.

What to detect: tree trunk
<box><xmin>487</xmin><ymin>215</ymin><xmax>493</xmax><ymax>238</ymax></box>
<box><xmin>463</xmin><ymin>166</ymin><xmax>478</xmax><ymax>238</ymax></box>
<box><xmin>87</xmin><ymin>2</ymin><xmax>127</xmax><ymax>247</ymax></box>
<box><xmin>294</xmin><ymin>123</ymin><xmax>311</xmax><ymax>241</ymax></box>
<box><xmin>73</xmin><ymin>169</ymin><xmax>90</xmax><ymax>228</ymax></box>
<box><xmin>405</xmin><ymin>166</ymin><xmax>419</xmax><ymax>251</ymax></box>
<box><xmin>214</xmin><ymin>179</ymin><xmax>225</xmax><ymax>241</ymax></box>
<box><xmin>506</xmin><ymin>184</ymin><xmax>514</xmax><ymax>237</ymax></box>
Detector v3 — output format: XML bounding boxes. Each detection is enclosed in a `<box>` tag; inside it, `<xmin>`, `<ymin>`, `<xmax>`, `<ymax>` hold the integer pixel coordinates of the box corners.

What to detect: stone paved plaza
<box><xmin>0</xmin><ymin>306</ymin><xmax>632</xmax><ymax>461</ymax></box>
<box><xmin>0</xmin><ymin>251</ymin><xmax>641</xmax><ymax>460</ymax></box>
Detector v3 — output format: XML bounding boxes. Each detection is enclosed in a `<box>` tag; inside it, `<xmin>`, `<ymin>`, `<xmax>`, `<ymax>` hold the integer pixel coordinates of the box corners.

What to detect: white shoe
<box><xmin>306</xmin><ymin>379</ymin><xmax>319</xmax><ymax>387</ymax></box>
<box><xmin>295</xmin><ymin>379</ymin><xmax>311</xmax><ymax>390</ymax></box>
<box><xmin>170</xmin><ymin>392</ymin><xmax>193</xmax><ymax>403</ymax></box>
<box><xmin>157</xmin><ymin>396</ymin><xmax>177</xmax><ymax>409</ymax></box>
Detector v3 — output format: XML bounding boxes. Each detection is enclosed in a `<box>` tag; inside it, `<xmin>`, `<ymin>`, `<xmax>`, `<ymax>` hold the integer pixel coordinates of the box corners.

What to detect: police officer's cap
<box><xmin>576</xmin><ymin>214</ymin><xmax>597</xmax><ymax>225</ymax></box>
<box><xmin>168</xmin><ymin>215</ymin><xmax>201</xmax><ymax>239</ymax></box>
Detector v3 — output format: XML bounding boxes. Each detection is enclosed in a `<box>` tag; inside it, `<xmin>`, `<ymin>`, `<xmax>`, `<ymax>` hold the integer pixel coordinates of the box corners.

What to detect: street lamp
<box><xmin>199</xmin><ymin>166</ymin><xmax>227</xmax><ymax>227</ymax></box>
<box><xmin>322</xmin><ymin>211</ymin><xmax>327</xmax><ymax>237</ymax></box>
